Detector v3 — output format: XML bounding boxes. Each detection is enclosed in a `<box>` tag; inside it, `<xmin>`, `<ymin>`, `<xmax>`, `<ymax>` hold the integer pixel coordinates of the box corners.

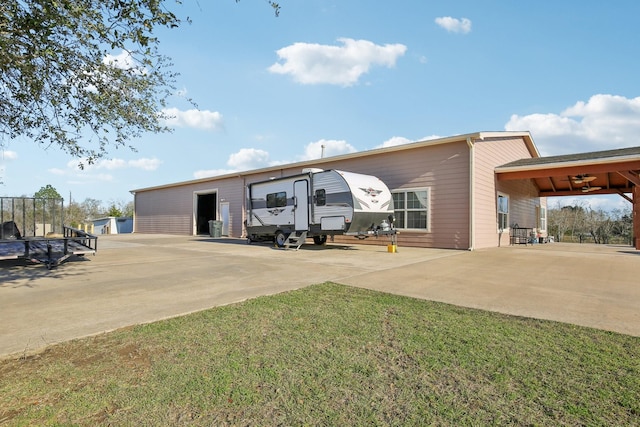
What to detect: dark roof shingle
<box><xmin>498</xmin><ymin>146</ymin><xmax>640</xmax><ymax>169</ymax></box>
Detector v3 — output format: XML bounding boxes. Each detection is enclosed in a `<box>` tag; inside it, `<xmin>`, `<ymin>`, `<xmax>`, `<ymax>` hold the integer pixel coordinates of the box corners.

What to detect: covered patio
<box><xmin>495</xmin><ymin>146</ymin><xmax>640</xmax><ymax>250</ymax></box>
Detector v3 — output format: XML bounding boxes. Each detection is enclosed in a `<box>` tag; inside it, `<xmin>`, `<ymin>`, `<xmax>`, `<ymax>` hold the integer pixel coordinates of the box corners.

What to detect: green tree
<box><xmin>122</xmin><ymin>200</ymin><xmax>134</xmax><ymax>217</ymax></box>
<box><xmin>81</xmin><ymin>197</ymin><xmax>103</xmax><ymax>219</ymax></box>
<box><xmin>1</xmin><ymin>0</ymin><xmax>186</xmax><ymax>166</ymax></box>
<box><xmin>65</xmin><ymin>200</ymin><xmax>86</xmax><ymax>228</ymax></box>
<box><xmin>106</xmin><ymin>203</ymin><xmax>123</xmax><ymax>217</ymax></box>
<box><xmin>1</xmin><ymin>1</ymin><xmax>280</xmax><ymax>166</ymax></box>
<box><xmin>33</xmin><ymin>184</ymin><xmax>63</xmax><ymax>234</ymax></box>
<box><xmin>108</xmin><ymin>199</ymin><xmax>134</xmax><ymax>217</ymax></box>
<box><xmin>34</xmin><ymin>184</ymin><xmax>62</xmax><ymax>200</ymax></box>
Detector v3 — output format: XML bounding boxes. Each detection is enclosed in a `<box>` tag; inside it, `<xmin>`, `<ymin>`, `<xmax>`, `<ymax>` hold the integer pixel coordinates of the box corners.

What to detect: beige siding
<box><xmin>473</xmin><ymin>137</ymin><xmax>539</xmax><ymax>249</ymax></box>
<box><xmin>133</xmin><ymin>133</ymin><xmax>541</xmax><ymax>249</ymax></box>
<box><xmin>135</xmin><ymin>176</ymin><xmax>247</xmax><ymax>235</ymax></box>
<box><xmin>277</xmin><ymin>141</ymin><xmax>471</xmax><ymax>249</ymax></box>
<box><xmin>134</xmin><ymin>185</ymin><xmax>194</xmax><ymax>234</ymax></box>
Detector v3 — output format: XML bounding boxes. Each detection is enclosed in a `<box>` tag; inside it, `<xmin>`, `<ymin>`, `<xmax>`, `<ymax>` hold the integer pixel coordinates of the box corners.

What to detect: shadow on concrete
<box><xmin>617</xmin><ymin>250</ymin><xmax>640</xmax><ymax>256</ymax></box>
<box><xmin>192</xmin><ymin>237</ymin><xmax>359</xmax><ymax>251</ymax></box>
<box><xmin>0</xmin><ymin>256</ymin><xmax>92</xmax><ymax>288</ymax></box>
<box><xmin>191</xmin><ymin>238</ymin><xmax>252</xmax><ymax>245</ymax></box>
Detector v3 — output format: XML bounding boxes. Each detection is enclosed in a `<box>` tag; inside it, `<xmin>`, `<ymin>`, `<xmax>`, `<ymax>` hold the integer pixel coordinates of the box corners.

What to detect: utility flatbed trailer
<box><xmin>0</xmin><ymin>225</ymin><xmax>98</xmax><ymax>269</ymax></box>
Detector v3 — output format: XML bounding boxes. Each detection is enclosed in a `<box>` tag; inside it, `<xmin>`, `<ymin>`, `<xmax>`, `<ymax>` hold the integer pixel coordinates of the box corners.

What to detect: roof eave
<box><xmin>496</xmin><ymin>154</ymin><xmax>640</xmax><ymax>173</ymax></box>
<box><xmin>131</xmin><ymin>131</ymin><xmax>538</xmax><ymax>194</ymax></box>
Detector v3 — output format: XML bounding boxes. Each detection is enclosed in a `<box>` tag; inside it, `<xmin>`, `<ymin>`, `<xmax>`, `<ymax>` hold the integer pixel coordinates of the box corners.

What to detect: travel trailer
<box><xmin>245</xmin><ymin>169</ymin><xmax>395</xmax><ymax>247</ymax></box>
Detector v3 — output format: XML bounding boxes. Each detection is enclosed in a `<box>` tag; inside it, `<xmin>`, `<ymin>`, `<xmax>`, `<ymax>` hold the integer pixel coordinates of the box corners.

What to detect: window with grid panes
<box><xmin>392</xmin><ymin>189</ymin><xmax>429</xmax><ymax>230</ymax></box>
<box><xmin>498</xmin><ymin>194</ymin><xmax>509</xmax><ymax>230</ymax></box>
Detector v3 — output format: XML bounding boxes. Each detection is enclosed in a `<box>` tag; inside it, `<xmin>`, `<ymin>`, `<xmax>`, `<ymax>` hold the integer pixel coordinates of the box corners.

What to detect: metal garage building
<box><xmin>130</xmin><ymin>131</ymin><xmax>640</xmax><ymax>250</ymax></box>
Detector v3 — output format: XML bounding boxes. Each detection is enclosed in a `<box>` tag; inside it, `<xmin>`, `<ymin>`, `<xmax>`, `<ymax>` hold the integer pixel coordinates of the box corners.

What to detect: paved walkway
<box><xmin>1</xmin><ymin>235</ymin><xmax>638</xmax><ymax>359</ymax></box>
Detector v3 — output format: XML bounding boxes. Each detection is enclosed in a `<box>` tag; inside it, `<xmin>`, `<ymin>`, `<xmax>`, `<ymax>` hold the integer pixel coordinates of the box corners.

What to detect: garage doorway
<box><xmin>196</xmin><ymin>192</ymin><xmax>217</xmax><ymax>235</ymax></box>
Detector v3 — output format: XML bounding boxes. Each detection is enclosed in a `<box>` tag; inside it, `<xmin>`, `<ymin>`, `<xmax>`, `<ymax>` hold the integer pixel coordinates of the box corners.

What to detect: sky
<box><xmin>1</xmin><ymin>0</ymin><xmax>640</xmax><ymax>212</ymax></box>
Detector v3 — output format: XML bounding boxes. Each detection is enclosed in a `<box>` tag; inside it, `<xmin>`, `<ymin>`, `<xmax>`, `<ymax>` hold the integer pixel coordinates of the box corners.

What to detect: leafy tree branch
<box><xmin>1</xmin><ymin>1</ymin><xmax>280</xmax><ymax>168</ymax></box>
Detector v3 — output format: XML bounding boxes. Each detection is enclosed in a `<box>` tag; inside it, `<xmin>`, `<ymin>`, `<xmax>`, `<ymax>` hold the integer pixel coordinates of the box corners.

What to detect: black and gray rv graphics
<box><xmin>245</xmin><ymin>169</ymin><xmax>395</xmax><ymax>247</ymax></box>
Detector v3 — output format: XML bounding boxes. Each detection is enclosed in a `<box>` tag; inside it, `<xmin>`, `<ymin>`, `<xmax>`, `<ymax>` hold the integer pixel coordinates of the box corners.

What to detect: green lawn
<box><xmin>1</xmin><ymin>282</ymin><xmax>638</xmax><ymax>426</ymax></box>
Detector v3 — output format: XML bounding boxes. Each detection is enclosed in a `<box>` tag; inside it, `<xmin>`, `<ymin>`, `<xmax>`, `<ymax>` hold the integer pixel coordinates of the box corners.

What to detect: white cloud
<box><xmin>378</xmin><ymin>136</ymin><xmax>413</xmax><ymax>148</ymax></box>
<box><xmin>191</xmin><ymin>135</ymin><xmax>446</xmax><ymax>180</ymax></box>
<box><xmin>193</xmin><ymin>169</ymin><xmax>236</xmax><ymax>179</ymax></box>
<box><xmin>84</xmin><ymin>51</ymin><xmax>146</xmax><ymax>94</ymax></box>
<box><xmin>300</xmin><ymin>139</ymin><xmax>357</xmax><ymax>160</ymax></box>
<box><xmin>103</xmin><ymin>51</ymin><xmax>143</xmax><ymax>73</ymax></box>
<box><xmin>56</xmin><ymin>157</ymin><xmax>161</xmax><ymax>176</ymax></box>
<box><xmin>193</xmin><ymin>141</ymin><xmax>358</xmax><ymax>179</ymax></box>
<box><xmin>1</xmin><ymin>150</ymin><xmax>17</xmax><ymax>161</ymax></box>
<box><xmin>268</xmin><ymin>38</ymin><xmax>407</xmax><ymax>86</ymax></box>
<box><xmin>95</xmin><ymin>158</ymin><xmax>127</xmax><ymax>170</ymax></box>
<box><xmin>505</xmin><ymin>94</ymin><xmax>640</xmax><ymax>155</ymax></box>
<box><xmin>228</xmin><ymin>148</ymin><xmax>271</xmax><ymax>170</ymax></box>
<box><xmin>176</xmin><ymin>87</ymin><xmax>188</xmax><ymax>97</ymax></box>
<box><xmin>127</xmin><ymin>158</ymin><xmax>162</xmax><ymax>171</ymax></box>
<box><xmin>435</xmin><ymin>17</ymin><xmax>472</xmax><ymax>34</ymax></box>
<box><xmin>375</xmin><ymin>134</ymin><xmax>441</xmax><ymax>149</ymax></box>
<box><xmin>193</xmin><ymin>148</ymin><xmax>272</xmax><ymax>179</ymax></box>
<box><xmin>162</xmin><ymin>107</ymin><xmax>224</xmax><ymax>130</ymax></box>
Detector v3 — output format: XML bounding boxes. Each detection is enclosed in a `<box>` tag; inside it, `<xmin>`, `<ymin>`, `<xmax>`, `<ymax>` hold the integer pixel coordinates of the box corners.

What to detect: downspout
<box><xmin>129</xmin><ymin>191</ymin><xmax>136</xmax><ymax>234</ymax></box>
<box><xmin>241</xmin><ymin>174</ymin><xmax>246</xmax><ymax>239</ymax></box>
<box><xmin>466</xmin><ymin>137</ymin><xmax>475</xmax><ymax>250</ymax></box>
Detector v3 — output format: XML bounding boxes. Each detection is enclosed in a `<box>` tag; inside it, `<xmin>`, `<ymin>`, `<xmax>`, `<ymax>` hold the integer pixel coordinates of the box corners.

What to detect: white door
<box><xmin>294</xmin><ymin>180</ymin><xmax>309</xmax><ymax>231</ymax></box>
<box><xmin>221</xmin><ymin>202</ymin><xmax>230</xmax><ymax>236</ymax></box>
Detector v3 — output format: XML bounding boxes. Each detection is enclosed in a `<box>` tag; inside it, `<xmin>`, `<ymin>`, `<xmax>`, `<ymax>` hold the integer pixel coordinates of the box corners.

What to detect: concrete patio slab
<box><xmin>1</xmin><ymin>234</ymin><xmax>638</xmax><ymax>359</ymax></box>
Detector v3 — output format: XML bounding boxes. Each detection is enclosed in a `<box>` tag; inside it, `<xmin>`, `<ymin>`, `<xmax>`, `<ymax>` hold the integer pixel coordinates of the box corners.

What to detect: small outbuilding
<box><xmin>91</xmin><ymin>217</ymin><xmax>133</xmax><ymax>235</ymax></box>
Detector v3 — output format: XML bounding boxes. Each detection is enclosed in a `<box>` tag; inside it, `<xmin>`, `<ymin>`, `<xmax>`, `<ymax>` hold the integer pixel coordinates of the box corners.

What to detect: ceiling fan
<box><xmin>581</xmin><ymin>184</ymin><xmax>602</xmax><ymax>193</ymax></box>
<box><xmin>572</xmin><ymin>174</ymin><xmax>597</xmax><ymax>184</ymax></box>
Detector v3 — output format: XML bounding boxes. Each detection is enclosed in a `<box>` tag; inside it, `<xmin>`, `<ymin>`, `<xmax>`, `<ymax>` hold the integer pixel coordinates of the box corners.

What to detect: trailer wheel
<box><xmin>313</xmin><ymin>235</ymin><xmax>327</xmax><ymax>245</ymax></box>
<box><xmin>275</xmin><ymin>231</ymin><xmax>288</xmax><ymax>248</ymax></box>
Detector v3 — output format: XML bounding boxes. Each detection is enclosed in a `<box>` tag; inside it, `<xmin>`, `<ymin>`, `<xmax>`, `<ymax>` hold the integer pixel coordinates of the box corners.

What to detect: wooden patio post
<box><xmin>635</xmin><ymin>185</ymin><xmax>640</xmax><ymax>250</ymax></box>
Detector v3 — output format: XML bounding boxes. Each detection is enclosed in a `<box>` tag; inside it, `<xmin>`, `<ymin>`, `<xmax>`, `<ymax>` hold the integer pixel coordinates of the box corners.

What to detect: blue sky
<box><xmin>1</xmin><ymin>0</ymin><xmax>639</xmax><ymax>212</ymax></box>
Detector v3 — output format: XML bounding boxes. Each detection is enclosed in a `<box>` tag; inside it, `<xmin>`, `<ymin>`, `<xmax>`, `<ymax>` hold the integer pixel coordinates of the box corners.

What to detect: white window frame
<box><xmin>497</xmin><ymin>192</ymin><xmax>509</xmax><ymax>232</ymax></box>
<box><xmin>537</xmin><ymin>206</ymin><xmax>547</xmax><ymax>232</ymax></box>
<box><xmin>392</xmin><ymin>188</ymin><xmax>430</xmax><ymax>232</ymax></box>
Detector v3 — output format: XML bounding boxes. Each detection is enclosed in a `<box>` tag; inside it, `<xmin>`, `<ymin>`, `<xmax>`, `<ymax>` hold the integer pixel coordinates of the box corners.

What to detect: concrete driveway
<box><xmin>1</xmin><ymin>234</ymin><xmax>638</xmax><ymax>359</ymax></box>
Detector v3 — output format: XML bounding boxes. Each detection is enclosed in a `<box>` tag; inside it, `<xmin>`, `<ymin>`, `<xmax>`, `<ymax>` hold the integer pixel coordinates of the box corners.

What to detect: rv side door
<box><xmin>293</xmin><ymin>179</ymin><xmax>309</xmax><ymax>231</ymax></box>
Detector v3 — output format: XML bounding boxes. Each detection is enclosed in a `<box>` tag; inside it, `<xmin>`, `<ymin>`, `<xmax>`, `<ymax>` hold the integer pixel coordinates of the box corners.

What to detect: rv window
<box><xmin>267</xmin><ymin>192</ymin><xmax>287</xmax><ymax>208</ymax></box>
<box><xmin>315</xmin><ymin>189</ymin><xmax>326</xmax><ymax>206</ymax></box>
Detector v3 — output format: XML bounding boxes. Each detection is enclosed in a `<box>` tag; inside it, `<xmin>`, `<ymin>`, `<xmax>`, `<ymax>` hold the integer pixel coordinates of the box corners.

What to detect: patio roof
<box><xmin>495</xmin><ymin>146</ymin><xmax>640</xmax><ymax>198</ymax></box>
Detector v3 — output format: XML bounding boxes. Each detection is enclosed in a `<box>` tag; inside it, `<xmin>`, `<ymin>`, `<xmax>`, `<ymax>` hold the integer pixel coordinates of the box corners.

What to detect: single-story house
<box><xmin>131</xmin><ymin>131</ymin><xmax>640</xmax><ymax>250</ymax></box>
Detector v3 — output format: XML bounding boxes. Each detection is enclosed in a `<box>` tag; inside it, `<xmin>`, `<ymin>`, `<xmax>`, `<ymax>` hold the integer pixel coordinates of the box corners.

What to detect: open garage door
<box><xmin>196</xmin><ymin>192</ymin><xmax>217</xmax><ymax>235</ymax></box>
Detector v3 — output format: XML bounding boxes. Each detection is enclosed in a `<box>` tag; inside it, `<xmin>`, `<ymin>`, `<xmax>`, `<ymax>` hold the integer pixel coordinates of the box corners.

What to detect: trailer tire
<box><xmin>275</xmin><ymin>231</ymin><xmax>288</xmax><ymax>248</ymax></box>
<box><xmin>313</xmin><ymin>235</ymin><xmax>327</xmax><ymax>245</ymax></box>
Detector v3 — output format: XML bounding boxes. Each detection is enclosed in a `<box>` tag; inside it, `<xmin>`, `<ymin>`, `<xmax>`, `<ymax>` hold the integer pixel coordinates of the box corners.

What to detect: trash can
<box><xmin>208</xmin><ymin>220</ymin><xmax>223</xmax><ymax>238</ymax></box>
